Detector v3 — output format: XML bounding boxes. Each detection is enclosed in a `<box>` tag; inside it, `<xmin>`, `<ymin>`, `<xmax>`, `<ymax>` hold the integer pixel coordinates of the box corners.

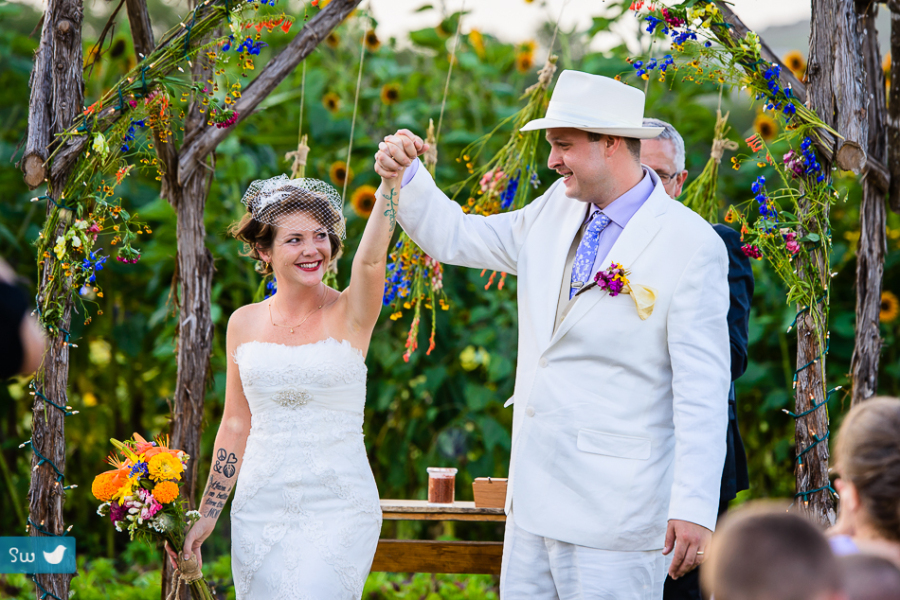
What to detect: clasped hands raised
<box><xmin>373</xmin><ymin>129</ymin><xmax>429</xmax><ymax>179</ymax></box>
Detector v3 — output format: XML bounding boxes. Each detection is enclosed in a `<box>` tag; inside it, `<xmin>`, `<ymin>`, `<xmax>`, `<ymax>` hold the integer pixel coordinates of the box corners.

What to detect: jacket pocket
<box><xmin>576</xmin><ymin>429</ymin><xmax>652</xmax><ymax>460</ymax></box>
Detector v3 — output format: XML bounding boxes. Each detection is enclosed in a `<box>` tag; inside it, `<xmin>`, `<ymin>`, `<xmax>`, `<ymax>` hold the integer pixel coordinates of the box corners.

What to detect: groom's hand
<box><xmin>663</xmin><ymin>519</ymin><xmax>711</xmax><ymax>579</ymax></box>
<box><xmin>374</xmin><ymin>129</ymin><xmax>429</xmax><ymax>179</ymax></box>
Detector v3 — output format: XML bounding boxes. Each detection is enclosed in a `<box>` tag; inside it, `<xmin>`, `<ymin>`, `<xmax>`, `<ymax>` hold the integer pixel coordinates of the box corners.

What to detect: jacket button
<box><xmin>539</xmin><ymin>358</ymin><xmax>548</xmax><ymax>368</ymax></box>
<box><xmin>526</xmin><ymin>407</ymin><xmax>535</xmax><ymax>417</ymax></box>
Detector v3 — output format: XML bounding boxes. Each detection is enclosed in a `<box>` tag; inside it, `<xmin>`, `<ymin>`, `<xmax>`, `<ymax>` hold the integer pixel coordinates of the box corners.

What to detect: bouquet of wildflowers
<box><xmin>92</xmin><ymin>433</ymin><xmax>214</xmax><ymax>600</ymax></box>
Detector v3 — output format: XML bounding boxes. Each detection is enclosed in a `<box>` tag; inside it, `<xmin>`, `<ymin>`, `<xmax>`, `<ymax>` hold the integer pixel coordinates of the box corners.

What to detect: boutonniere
<box><xmin>592</xmin><ymin>262</ymin><xmax>657</xmax><ymax>320</ymax></box>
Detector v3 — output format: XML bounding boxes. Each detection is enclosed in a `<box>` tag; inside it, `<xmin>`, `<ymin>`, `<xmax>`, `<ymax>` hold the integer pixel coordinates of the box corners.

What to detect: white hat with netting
<box><xmin>240</xmin><ymin>175</ymin><xmax>346</xmax><ymax>239</ymax></box>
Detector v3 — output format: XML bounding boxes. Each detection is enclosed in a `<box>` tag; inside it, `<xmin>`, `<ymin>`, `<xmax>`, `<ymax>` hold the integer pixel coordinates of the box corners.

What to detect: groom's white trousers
<box><xmin>500</xmin><ymin>510</ymin><xmax>670</xmax><ymax>600</ymax></box>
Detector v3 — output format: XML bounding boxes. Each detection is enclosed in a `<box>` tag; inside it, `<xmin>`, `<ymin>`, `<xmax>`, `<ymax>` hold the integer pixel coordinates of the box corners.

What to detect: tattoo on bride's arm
<box><xmin>382</xmin><ymin>188</ymin><xmax>398</xmax><ymax>233</ymax></box>
<box><xmin>202</xmin><ymin>447</ymin><xmax>239</xmax><ymax>518</ymax></box>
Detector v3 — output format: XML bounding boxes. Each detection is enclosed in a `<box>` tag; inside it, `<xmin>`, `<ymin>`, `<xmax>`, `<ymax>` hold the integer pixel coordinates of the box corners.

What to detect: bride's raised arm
<box><xmin>341</xmin><ymin>137</ymin><xmax>420</xmax><ymax>333</ymax></box>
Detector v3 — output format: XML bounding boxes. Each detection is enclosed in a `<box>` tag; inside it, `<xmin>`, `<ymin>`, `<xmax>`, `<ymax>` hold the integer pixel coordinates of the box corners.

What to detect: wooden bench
<box><xmin>373</xmin><ymin>500</ymin><xmax>506</xmax><ymax>575</ymax></box>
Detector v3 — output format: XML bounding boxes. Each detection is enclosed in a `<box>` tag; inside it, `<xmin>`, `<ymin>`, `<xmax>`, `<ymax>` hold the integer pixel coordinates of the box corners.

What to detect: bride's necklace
<box><xmin>269</xmin><ymin>286</ymin><xmax>325</xmax><ymax>334</ymax></box>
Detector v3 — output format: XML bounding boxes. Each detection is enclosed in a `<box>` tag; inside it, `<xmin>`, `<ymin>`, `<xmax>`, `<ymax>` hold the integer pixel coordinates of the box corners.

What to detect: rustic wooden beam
<box><xmin>178</xmin><ymin>0</ymin><xmax>364</xmax><ymax>182</ymax></box>
<box><xmin>124</xmin><ymin>0</ymin><xmax>155</xmax><ymax>59</ymax></box>
<box><xmin>21</xmin><ymin>11</ymin><xmax>54</xmax><ymax>188</ymax></box>
<box><xmin>851</xmin><ymin>2</ymin><xmax>887</xmax><ymax>405</ymax></box>
<box><xmin>888</xmin><ymin>1</ymin><xmax>900</xmax><ymax>212</ymax></box>
<box><xmin>27</xmin><ymin>0</ymin><xmax>84</xmax><ymax>599</ymax></box>
<box><xmin>372</xmin><ymin>540</ymin><xmax>504</xmax><ymax>575</ymax></box>
<box><xmin>794</xmin><ymin>0</ymin><xmax>865</xmax><ymax>527</ymax></box>
<box><xmin>715</xmin><ymin>2</ymin><xmax>888</xmax><ymax>187</ymax></box>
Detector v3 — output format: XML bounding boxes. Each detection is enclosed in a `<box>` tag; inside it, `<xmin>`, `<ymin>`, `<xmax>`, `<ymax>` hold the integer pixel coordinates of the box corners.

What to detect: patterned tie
<box><xmin>569</xmin><ymin>210</ymin><xmax>611</xmax><ymax>299</ymax></box>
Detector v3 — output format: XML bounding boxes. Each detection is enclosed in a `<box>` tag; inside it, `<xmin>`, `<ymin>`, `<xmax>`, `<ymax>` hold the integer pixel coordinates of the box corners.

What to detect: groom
<box><xmin>375</xmin><ymin>71</ymin><xmax>730</xmax><ymax>599</ymax></box>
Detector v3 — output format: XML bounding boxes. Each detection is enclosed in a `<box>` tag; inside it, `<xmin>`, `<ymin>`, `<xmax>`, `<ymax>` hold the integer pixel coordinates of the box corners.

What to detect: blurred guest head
<box><xmin>832</xmin><ymin>397</ymin><xmax>900</xmax><ymax>567</ymax></box>
<box><xmin>838</xmin><ymin>554</ymin><xmax>900</xmax><ymax>600</ymax></box>
<box><xmin>640</xmin><ymin>118</ymin><xmax>688</xmax><ymax>199</ymax></box>
<box><xmin>701</xmin><ymin>501</ymin><xmax>845</xmax><ymax>600</ymax></box>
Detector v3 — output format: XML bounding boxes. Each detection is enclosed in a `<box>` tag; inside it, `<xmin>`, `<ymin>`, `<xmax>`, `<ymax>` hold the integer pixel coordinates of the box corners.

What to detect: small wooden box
<box><xmin>472</xmin><ymin>478</ymin><xmax>508</xmax><ymax>508</ymax></box>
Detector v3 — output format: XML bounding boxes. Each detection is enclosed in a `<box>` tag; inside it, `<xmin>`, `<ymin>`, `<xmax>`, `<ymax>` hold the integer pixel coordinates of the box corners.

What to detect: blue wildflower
<box><xmin>500</xmin><ymin>176</ymin><xmax>520</xmax><ymax>210</ymax></box>
<box><xmin>130</xmin><ymin>462</ymin><xmax>149</xmax><ymax>478</ymax></box>
<box><xmin>644</xmin><ymin>16</ymin><xmax>662</xmax><ymax>34</ymax></box>
<box><xmin>80</xmin><ymin>250</ymin><xmax>108</xmax><ymax>283</ymax></box>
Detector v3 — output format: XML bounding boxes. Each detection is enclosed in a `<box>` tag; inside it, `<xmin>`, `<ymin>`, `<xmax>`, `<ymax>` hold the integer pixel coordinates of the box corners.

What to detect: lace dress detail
<box><xmin>230</xmin><ymin>339</ymin><xmax>382</xmax><ymax>600</ymax></box>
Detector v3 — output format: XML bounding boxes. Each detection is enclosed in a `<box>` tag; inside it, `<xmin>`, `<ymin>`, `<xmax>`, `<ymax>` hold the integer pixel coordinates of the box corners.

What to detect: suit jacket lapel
<box><xmin>548</xmin><ymin>188</ymin><xmax>667</xmax><ymax>347</ymax></box>
<box><xmin>534</xmin><ymin>192</ymin><xmax>588</xmax><ymax>351</ymax></box>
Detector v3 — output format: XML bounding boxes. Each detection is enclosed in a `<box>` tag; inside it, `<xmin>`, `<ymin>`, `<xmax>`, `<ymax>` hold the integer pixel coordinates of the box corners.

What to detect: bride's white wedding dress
<box><xmin>230</xmin><ymin>338</ymin><xmax>382</xmax><ymax>599</ymax></box>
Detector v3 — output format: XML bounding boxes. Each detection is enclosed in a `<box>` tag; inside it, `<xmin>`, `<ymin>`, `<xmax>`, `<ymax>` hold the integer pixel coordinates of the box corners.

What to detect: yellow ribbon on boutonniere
<box><xmin>621</xmin><ymin>283</ymin><xmax>657</xmax><ymax>321</ymax></box>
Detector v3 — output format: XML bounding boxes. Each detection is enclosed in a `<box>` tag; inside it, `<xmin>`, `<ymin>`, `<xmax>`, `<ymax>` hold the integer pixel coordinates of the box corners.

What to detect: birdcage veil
<box><xmin>240</xmin><ymin>175</ymin><xmax>346</xmax><ymax>239</ymax></box>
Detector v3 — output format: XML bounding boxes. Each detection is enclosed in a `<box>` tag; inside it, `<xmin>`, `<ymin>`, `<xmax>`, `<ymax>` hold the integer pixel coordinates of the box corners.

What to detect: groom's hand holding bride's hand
<box><xmin>374</xmin><ymin>129</ymin><xmax>428</xmax><ymax>179</ymax></box>
<box><xmin>663</xmin><ymin>519</ymin><xmax>712</xmax><ymax>579</ymax></box>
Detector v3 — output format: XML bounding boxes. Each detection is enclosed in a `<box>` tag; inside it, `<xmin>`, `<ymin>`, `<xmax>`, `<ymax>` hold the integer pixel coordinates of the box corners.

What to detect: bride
<box><xmin>166</xmin><ymin>160</ymin><xmax>412</xmax><ymax>598</ymax></box>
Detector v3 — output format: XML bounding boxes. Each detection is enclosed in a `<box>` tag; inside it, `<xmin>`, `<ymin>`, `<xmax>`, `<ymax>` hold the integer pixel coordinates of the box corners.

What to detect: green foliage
<box><xmin>2</xmin><ymin>1</ymin><xmax>900</xmax><ymax>597</ymax></box>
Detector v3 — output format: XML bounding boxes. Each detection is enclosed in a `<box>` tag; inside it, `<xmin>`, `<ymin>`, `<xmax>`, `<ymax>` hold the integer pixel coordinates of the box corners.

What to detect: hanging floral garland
<box><xmin>680</xmin><ymin>107</ymin><xmax>737</xmax><ymax>223</ymax></box>
<box><xmin>626</xmin><ymin>0</ymin><xmax>839</xmax><ymax>377</ymax></box>
<box><xmin>628</xmin><ymin>0</ymin><xmax>843</xmax><ymax>507</ymax></box>
<box><xmin>35</xmin><ymin>0</ymin><xmax>299</xmax><ymax>331</ymax></box>
<box><xmin>383</xmin><ymin>56</ymin><xmax>557</xmax><ymax>361</ymax></box>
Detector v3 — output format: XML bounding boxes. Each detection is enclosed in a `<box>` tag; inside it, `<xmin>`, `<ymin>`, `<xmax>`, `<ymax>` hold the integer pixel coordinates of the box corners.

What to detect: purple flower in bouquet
<box><xmin>109</xmin><ymin>501</ymin><xmax>127</xmax><ymax>523</ymax></box>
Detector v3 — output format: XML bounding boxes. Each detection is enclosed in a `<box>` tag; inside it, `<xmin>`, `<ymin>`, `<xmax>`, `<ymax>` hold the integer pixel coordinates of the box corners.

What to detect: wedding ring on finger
<box><xmin>696</xmin><ymin>550</ymin><xmax>705</xmax><ymax>556</ymax></box>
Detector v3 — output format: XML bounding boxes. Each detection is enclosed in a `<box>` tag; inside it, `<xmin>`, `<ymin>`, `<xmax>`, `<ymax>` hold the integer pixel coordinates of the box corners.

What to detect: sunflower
<box><xmin>469</xmin><ymin>29</ymin><xmax>485</xmax><ymax>58</ymax></box>
<box><xmin>881</xmin><ymin>291</ymin><xmax>899</xmax><ymax>323</ymax></box>
<box><xmin>153</xmin><ymin>480</ymin><xmax>180</xmax><ymax>504</ymax></box>
<box><xmin>783</xmin><ymin>50</ymin><xmax>806</xmax><ymax>79</ymax></box>
<box><xmin>515</xmin><ymin>52</ymin><xmax>534</xmax><ymax>74</ymax></box>
<box><xmin>322</xmin><ymin>92</ymin><xmax>341</xmax><ymax>114</ymax></box>
<box><xmin>325</xmin><ymin>31</ymin><xmax>340</xmax><ymax>49</ymax></box>
<box><xmin>351</xmin><ymin>185</ymin><xmax>377</xmax><ymax>218</ymax></box>
<box><xmin>329</xmin><ymin>161</ymin><xmax>353</xmax><ymax>187</ymax></box>
<box><xmin>520</xmin><ymin>40</ymin><xmax>537</xmax><ymax>55</ymax></box>
<box><xmin>364</xmin><ymin>29</ymin><xmax>381</xmax><ymax>52</ymax></box>
<box><xmin>753</xmin><ymin>113</ymin><xmax>777</xmax><ymax>141</ymax></box>
<box><xmin>148</xmin><ymin>452</ymin><xmax>184</xmax><ymax>482</ymax></box>
<box><xmin>380</xmin><ymin>83</ymin><xmax>400</xmax><ymax>105</ymax></box>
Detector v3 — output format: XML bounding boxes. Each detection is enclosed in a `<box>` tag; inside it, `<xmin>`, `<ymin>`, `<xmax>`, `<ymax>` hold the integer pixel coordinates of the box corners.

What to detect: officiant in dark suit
<box><xmin>641</xmin><ymin>118</ymin><xmax>753</xmax><ymax>600</ymax></box>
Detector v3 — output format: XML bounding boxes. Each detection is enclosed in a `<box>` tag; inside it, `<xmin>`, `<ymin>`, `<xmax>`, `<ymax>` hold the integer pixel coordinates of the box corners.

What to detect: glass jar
<box><xmin>426</xmin><ymin>467</ymin><xmax>457</xmax><ymax>504</ymax></box>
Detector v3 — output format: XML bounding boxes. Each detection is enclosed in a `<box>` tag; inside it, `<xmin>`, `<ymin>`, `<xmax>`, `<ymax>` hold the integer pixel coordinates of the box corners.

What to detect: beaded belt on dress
<box><xmin>273</xmin><ymin>388</ymin><xmax>312</xmax><ymax>409</ymax></box>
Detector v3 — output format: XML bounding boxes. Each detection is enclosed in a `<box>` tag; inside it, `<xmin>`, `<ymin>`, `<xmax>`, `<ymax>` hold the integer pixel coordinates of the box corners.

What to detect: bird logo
<box><xmin>42</xmin><ymin>545</ymin><xmax>67</xmax><ymax>565</ymax></box>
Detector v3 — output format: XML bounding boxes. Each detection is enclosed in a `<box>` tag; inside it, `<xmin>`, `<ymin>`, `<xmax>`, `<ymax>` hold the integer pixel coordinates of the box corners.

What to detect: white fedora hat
<box><xmin>521</xmin><ymin>70</ymin><xmax>663</xmax><ymax>139</ymax></box>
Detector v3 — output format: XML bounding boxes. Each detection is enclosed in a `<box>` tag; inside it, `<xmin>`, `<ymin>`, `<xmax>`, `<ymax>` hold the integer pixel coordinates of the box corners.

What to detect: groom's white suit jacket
<box><xmin>398</xmin><ymin>165</ymin><xmax>730</xmax><ymax>551</ymax></box>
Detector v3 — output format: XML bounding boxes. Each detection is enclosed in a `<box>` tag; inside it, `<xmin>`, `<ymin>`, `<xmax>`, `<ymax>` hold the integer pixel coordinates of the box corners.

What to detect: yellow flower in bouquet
<box><xmin>153</xmin><ymin>480</ymin><xmax>180</xmax><ymax>504</ymax></box>
<box><xmin>148</xmin><ymin>452</ymin><xmax>184</xmax><ymax>482</ymax></box>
